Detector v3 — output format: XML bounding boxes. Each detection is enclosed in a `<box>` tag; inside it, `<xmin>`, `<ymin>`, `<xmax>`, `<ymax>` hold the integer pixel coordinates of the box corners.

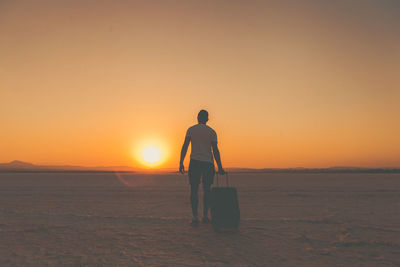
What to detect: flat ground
<box><xmin>0</xmin><ymin>172</ymin><xmax>399</xmax><ymax>266</ymax></box>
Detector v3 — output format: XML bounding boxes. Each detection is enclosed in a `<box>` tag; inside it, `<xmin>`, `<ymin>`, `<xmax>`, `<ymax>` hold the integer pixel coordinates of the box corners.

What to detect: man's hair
<box><xmin>197</xmin><ymin>110</ymin><xmax>209</xmax><ymax>123</ymax></box>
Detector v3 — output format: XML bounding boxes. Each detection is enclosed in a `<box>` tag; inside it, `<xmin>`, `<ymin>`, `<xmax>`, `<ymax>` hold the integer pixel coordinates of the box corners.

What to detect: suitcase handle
<box><xmin>216</xmin><ymin>172</ymin><xmax>229</xmax><ymax>187</ymax></box>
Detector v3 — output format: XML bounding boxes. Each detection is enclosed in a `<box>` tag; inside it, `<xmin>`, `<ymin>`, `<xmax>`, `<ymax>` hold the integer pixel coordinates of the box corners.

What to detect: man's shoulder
<box><xmin>186</xmin><ymin>124</ymin><xmax>198</xmax><ymax>135</ymax></box>
<box><xmin>205</xmin><ymin>125</ymin><xmax>216</xmax><ymax>133</ymax></box>
<box><xmin>187</xmin><ymin>124</ymin><xmax>198</xmax><ymax>131</ymax></box>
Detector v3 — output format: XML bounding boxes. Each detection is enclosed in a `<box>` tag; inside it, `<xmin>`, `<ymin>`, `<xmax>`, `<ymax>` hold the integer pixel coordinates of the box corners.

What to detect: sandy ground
<box><xmin>0</xmin><ymin>172</ymin><xmax>399</xmax><ymax>266</ymax></box>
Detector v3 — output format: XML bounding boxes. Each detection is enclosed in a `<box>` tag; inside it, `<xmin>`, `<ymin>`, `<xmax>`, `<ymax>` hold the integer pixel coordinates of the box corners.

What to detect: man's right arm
<box><xmin>179</xmin><ymin>136</ymin><xmax>190</xmax><ymax>174</ymax></box>
<box><xmin>211</xmin><ymin>141</ymin><xmax>225</xmax><ymax>174</ymax></box>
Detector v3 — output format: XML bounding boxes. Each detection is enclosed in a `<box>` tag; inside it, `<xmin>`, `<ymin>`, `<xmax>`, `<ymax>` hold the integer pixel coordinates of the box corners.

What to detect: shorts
<box><xmin>188</xmin><ymin>159</ymin><xmax>215</xmax><ymax>185</ymax></box>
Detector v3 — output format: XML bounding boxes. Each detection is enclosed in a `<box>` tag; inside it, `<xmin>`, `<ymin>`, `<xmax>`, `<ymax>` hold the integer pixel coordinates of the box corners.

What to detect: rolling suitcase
<box><xmin>210</xmin><ymin>173</ymin><xmax>240</xmax><ymax>231</ymax></box>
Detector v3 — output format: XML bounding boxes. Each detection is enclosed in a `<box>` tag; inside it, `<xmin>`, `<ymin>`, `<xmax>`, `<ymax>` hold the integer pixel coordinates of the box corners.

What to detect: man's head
<box><xmin>197</xmin><ymin>110</ymin><xmax>209</xmax><ymax>124</ymax></box>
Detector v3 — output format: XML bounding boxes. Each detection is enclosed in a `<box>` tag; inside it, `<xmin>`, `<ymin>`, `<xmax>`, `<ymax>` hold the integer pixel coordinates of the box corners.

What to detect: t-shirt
<box><xmin>186</xmin><ymin>123</ymin><xmax>217</xmax><ymax>163</ymax></box>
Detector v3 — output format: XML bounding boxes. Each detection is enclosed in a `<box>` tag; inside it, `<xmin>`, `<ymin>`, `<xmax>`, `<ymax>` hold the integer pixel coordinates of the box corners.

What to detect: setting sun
<box><xmin>142</xmin><ymin>146</ymin><xmax>162</xmax><ymax>164</ymax></box>
<box><xmin>133</xmin><ymin>138</ymin><xmax>169</xmax><ymax>168</ymax></box>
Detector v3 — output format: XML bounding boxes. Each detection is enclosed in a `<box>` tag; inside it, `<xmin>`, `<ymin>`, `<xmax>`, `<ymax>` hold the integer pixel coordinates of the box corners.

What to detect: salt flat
<box><xmin>0</xmin><ymin>172</ymin><xmax>399</xmax><ymax>266</ymax></box>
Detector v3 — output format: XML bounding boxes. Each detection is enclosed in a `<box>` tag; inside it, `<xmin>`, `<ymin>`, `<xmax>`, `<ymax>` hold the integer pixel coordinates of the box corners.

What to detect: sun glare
<box><xmin>133</xmin><ymin>138</ymin><xmax>168</xmax><ymax>168</ymax></box>
<box><xmin>142</xmin><ymin>146</ymin><xmax>162</xmax><ymax>164</ymax></box>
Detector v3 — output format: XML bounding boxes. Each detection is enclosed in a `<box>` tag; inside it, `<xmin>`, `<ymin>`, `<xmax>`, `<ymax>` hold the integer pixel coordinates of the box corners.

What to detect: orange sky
<box><xmin>1</xmin><ymin>1</ymin><xmax>399</xmax><ymax>169</ymax></box>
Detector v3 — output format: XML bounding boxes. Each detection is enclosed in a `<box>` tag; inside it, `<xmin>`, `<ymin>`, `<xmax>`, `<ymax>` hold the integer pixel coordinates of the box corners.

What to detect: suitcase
<box><xmin>210</xmin><ymin>173</ymin><xmax>240</xmax><ymax>230</ymax></box>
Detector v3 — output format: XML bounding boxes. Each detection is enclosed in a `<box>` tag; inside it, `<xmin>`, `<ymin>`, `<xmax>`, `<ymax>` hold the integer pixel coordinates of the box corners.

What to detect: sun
<box><xmin>141</xmin><ymin>145</ymin><xmax>162</xmax><ymax>164</ymax></box>
<box><xmin>133</xmin><ymin>138</ymin><xmax>168</xmax><ymax>168</ymax></box>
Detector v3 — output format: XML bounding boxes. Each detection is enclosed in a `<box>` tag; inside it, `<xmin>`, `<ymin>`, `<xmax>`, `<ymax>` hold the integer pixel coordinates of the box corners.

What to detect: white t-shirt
<box><xmin>186</xmin><ymin>123</ymin><xmax>217</xmax><ymax>163</ymax></box>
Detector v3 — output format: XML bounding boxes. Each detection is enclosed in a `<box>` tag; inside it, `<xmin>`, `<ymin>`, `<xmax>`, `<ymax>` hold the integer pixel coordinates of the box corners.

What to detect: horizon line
<box><xmin>1</xmin><ymin>160</ymin><xmax>400</xmax><ymax>174</ymax></box>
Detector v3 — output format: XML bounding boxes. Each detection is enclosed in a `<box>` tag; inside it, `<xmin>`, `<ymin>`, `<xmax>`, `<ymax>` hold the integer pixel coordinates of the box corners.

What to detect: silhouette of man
<box><xmin>179</xmin><ymin>110</ymin><xmax>225</xmax><ymax>226</ymax></box>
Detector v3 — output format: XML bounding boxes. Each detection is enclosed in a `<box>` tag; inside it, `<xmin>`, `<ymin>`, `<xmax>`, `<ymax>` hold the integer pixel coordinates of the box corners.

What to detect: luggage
<box><xmin>210</xmin><ymin>173</ymin><xmax>240</xmax><ymax>230</ymax></box>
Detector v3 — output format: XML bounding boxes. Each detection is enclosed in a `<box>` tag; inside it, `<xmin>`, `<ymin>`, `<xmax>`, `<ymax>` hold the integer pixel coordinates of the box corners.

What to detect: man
<box><xmin>179</xmin><ymin>110</ymin><xmax>225</xmax><ymax>226</ymax></box>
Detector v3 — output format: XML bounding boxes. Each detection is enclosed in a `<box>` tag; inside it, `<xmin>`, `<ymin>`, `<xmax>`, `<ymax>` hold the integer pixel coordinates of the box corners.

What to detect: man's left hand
<box><xmin>179</xmin><ymin>163</ymin><xmax>185</xmax><ymax>174</ymax></box>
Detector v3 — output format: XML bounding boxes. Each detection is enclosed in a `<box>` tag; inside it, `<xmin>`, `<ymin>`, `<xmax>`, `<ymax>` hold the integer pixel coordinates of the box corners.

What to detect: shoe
<box><xmin>202</xmin><ymin>217</ymin><xmax>210</xmax><ymax>224</ymax></box>
<box><xmin>190</xmin><ymin>218</ymin><xmax>199</xmax><ymax>227</ymax></box>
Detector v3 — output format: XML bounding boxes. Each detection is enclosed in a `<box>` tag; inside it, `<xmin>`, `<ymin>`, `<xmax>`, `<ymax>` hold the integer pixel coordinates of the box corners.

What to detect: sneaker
<box><xmin>190</xmin><ymin>218</ymin><xmax>199</xmax><ymax>227</ymax></box>
<box><xmin>202</xmin><ymin>217</ymin><xmax>210</xmax><ymax>224</ymax></box>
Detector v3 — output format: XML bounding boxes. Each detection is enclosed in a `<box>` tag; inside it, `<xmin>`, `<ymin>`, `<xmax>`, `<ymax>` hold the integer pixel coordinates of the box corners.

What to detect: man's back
<box><xmin>186</xmin><ymin>124</ymin><xmax>217</xmax><ymax>163</ymax></box>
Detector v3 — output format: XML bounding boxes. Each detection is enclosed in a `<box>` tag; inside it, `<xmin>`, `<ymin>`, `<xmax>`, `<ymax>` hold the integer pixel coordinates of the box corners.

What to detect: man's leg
<box><xmin>190</xmin><ymin>183</ymin><xmax>199</xmax><ymax>220</ymax></box>
<box><xmin>188</xmin><ymin>160</ymin><xmax>201</xmax><ymax>224</ymax></box>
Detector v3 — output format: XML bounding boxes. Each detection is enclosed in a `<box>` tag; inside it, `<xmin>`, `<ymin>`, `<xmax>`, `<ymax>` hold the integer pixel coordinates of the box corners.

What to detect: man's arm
<box><xmin>179</xmin><ymin>136</ymin><xmax>190</xmax><ymax>174</ymax></box>
<box><xmin>211</xmin><ymin>141</ymin><xmax>225</xmax><ymax>174</ymax></box>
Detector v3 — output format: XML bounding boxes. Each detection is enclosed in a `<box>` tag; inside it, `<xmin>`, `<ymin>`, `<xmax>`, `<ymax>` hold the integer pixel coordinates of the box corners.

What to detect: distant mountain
<box><xmin>0</xmin><ymin>160</ymin><xmax>136</xmax><ymax>172</ymax></box>
<box><xmin>226</xmin><ymin>167</ymin><xmax>400</xmax><ymax>173</ymax></box>
<box><xmin>1</xmin><ymin>160</ymin><xmax>36</xmax><ymax>169</ymax></box>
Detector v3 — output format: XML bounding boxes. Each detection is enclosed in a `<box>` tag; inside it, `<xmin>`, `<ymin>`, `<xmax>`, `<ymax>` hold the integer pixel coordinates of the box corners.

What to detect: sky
<box><xmin>1</xmin><ymin>0</ymin><xmax>399</xmax><ymax>169</ymax></box>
